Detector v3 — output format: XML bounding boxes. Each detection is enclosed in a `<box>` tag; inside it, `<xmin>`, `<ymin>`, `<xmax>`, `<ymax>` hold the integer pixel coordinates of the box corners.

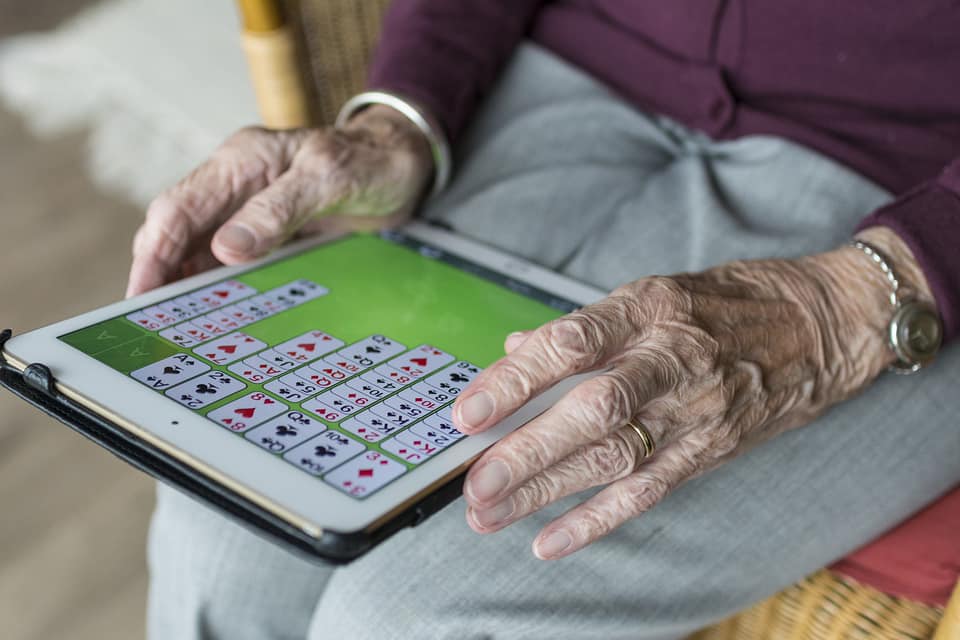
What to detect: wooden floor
<box><xmin>0</xmin><ymin>25</ymin><xmax>154</xmax><ymax>638</ymax></box>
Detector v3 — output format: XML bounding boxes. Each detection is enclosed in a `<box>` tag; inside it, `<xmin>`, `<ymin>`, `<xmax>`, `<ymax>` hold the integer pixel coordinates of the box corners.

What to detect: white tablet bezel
<box><xmin>2</xmin><ymin>222</ymin><xmax>606</xmax><ymax>536</ymax></box>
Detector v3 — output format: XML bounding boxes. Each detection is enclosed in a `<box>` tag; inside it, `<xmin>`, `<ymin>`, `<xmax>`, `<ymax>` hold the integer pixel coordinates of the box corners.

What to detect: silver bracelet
<box><xmin>849</xmin><ymin>240</ymin><xmax>904</xmax><ymax>308</ymax></box>
<box><xmin>335</xmin><ymin>90</ymin><xmax>452</xmax><ymax>199</ymax></box>
<box><xmin>848</xmin><ymin>239</ymin><xmax>942</xmax><ymax>374</ymax></box>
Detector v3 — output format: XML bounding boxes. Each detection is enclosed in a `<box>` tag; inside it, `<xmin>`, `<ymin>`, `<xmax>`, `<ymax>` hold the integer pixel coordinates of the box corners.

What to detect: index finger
<box><xmin>453</xmin><ymin>300</ymin><xmax>635</xmax><ymax>433</ymax></box>
<box><xmin>126</xmin><ymin>127</ymin><xmax>306</xmax><ymax>297</ymax></box>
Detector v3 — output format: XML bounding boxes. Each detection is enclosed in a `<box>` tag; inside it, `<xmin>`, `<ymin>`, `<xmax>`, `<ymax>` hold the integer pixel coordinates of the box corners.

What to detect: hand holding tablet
<box><xmin>1</xmin><ymin>224</ymin><xmax>604</xmax><ymax>561</ymax></box>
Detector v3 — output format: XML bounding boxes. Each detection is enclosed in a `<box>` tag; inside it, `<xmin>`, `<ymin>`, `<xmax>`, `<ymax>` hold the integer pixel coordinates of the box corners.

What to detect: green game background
<box><xmin>58</xmin><ymin>233</ymin><xmax>566</xmax><ymax>474</ymax></box>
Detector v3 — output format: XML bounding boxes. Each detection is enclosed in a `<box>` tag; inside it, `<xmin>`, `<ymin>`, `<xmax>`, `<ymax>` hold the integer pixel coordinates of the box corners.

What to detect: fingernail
<box><xmin>458</xmin><ymin>391</ymin><xmax>494</xmax><ymax>430</ymax></box>
<box><xmin>473</xmin><ymin>498</ymin><xmax>515</xmax><ymax>528</ymax></box>
<box><xmin>218</xmin><ymin>224</ymin><xmax>256</xmax><ymax>254</ymax></box>
<box><xmin>535</xmin><ymin>531</ymin><xmax>572</xmax><ymax>558</ymax></box>
<box><xmin>467</xmin><ymin>459</ymin><xmax>510</xmax><ymax>502</ymax></box>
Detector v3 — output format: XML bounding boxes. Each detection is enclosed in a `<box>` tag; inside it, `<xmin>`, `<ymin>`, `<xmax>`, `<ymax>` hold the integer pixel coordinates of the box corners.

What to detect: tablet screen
<box><xmin>57</xmin><ymin>231</ymin><xmax>578</xmax><ymax>499</ymax></box>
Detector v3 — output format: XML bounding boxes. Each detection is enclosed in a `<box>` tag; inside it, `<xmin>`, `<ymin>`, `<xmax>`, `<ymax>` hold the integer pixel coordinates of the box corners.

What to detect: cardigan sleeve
<box><xmin>857</xmin><ymin>157</ymin><xmax>960</xmax><ymax>342</ymax></box>
<box><xmin>367</xmin><ymin>0</ymin><xmax>547</xmax><ymax>141</ymax></box>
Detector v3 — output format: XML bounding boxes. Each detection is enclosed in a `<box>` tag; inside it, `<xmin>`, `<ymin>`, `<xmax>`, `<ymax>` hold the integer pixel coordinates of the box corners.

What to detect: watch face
<box><xmin>891</xmin><ymin>301</ymin><xmax>943</xmax><ymax>366</ymax></box>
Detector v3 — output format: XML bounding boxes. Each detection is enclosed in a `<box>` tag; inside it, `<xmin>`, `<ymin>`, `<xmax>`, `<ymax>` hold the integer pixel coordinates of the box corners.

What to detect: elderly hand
<box><xmin>126</xmin><ymin>105</ymin><xmax>433</xmax><ymax>297</ymax></box>
<box><xmin>455</xmin><ymin>227</ymin><xmax>934</xmax><ymax>560</ymax></box>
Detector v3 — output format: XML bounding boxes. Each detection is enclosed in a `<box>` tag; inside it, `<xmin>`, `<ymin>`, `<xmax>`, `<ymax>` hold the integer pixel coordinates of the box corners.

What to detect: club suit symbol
<box><xmin>313</xmin><ymin>445</ymin><xmax>336</xmax><ymax>458</ymax></box>
<box><xmin>195</xmin><ymin>383</ymin><xmax>217</xmax><ymax>394</ymax></box>
<box><xmin>449</xmin><ymin>373</ymin><xmax>470</xmax><ymax>383</ymax></box>
<box><xmin>275</xmin><ymin>425</ymin><xmax>298</xmax><ymax>437</ymax></box>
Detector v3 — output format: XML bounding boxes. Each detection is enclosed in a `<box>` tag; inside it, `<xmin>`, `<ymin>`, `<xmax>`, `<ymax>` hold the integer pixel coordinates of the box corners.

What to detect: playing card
<box><xmin>358</xmin><ymin>370</ymin><xmax>403</xmax><ymax>393</ymax></box>
<box><xmin>125</xmin><ymin>311</ymin><xmax>163</xmax><ymax>332</ymax></box>
<box><xmin>157</xmin><ymin>300</ymin><xmax>196</xmax><ymax>322</ymax></box>
<box><xmin>301</xmin><ymin>397</ymin><xmax>347</xmax><ymax>423</ymax></box>
<box><xmin>217</xmin><ymin>304</ymin><xmax>257</xmax><ymax>327</ymax></box>
<box><xmin>273</xmin><ymin>331</ymin><xmax>344</xmax><ymax>363</ymax></box>
<box><xmin>159</xmin><ymin>326</ymin><xmax>199</xmax><ymax>348</ymax></box>
<box><xmin>410</xmin><ymin>381</ymin><xmax>456</xmax><ymax>405</ymax></box>
<box><xmin>336</xmin><ymin>335</ymin><xmax>407</xmax><ymax>368</ymax></box>
<box><xmin>396</xmin><ymin>387</ymin><xmax>446</xmax><ymax>413</ymax></box>
<box><xmin>409</xmin><ymin>420</ymin><xmax>459</xmax><ymax>448</ymax></box>
<box><xmin>330</xmin><ymin>384</ymin><xmax>376</xmax><ymax>407</ymax></box>
<box><xmin>379</xmin><ymin>436</ymin><xmax>426</xmax><ymax>464</ymax></box>
<box><xmin>310</xmin><ymin>391</ymin><xmax>359</xmax><ymax>417</ymax></box>
<box><xmin>283</xmin><ymin>429</ymin><xmax>364</xmax><ymax>476</ymax></box>
<box><xmin>340</xmin><ymin>415</ymin><xmax>395</xmax><ymax>442</ymax></box>
<box><xmin>371</xmin><ymin>365</ymin><xmax>415</xmax><ymax>387</ymax></box>
<box><xmin>269</xmin><ymin>279</ymin><xmax>329</xmax><ymax>305</ymax></box>
<box><xmin>293</xmin><ymin>368</ymin><xmax>338</xmax><ymax>389</ymax></box>
<box><xmin>227</xmin><ymin>356</ymin><xmax>285</xmax><ymax>383</ymax></box>
<box><xmin>206</xmin><ymin>391</ymin><xmax>287</xmax><ymax>432</ymax></box>
<box><xmin>385</xmin><ymin>344</ymin><xmax>455</xmax><ymax>379</ymax></box>
<box><xmin>257</xmin><ymin>349</ymin><xmax>300</xmax><ymax>370</ymax></box>
<box><xmin>188</xmin><ymin>317</ymin><xmax>228</xmax><ymax>337</ymax></box>
<box><xmin>344</xmin><ymin>378</ymin><xmax>389</xmax><ymax>400</ymax></box>
<box><xmin>422</xmin><ymin>411</ymin><xmax>464</xmax><ymax>440</ymax></box>
<box><xmin>199</xmin><ymin>309</ymin><xmax>243</xmax><ymax>331</ymax></box>
<box><xmin>141</xmin><ymin>305</ymin><xmax>180</xmax><ymax>327</ymax></box>
<box><xmin>131</xmin><ymin>353</ymin><xmax>210</xmax><ymax>390</ymax></box>
<box><xmin>422</xmin><ymin>361</ymin><xmax>482</xmax><ymax>396</ymax></box>
<box><xmin>244</xmin><ymin>411</ymin><xmax>326</xmax><ymax>453</ymax></box>
<box><xmin>235</xmin><ymin>300</ymin><xmax>273</xmax><ymax>321</ymax></box>
<box><xmin>194</xmin><ymin>332</ymin><xmax>267</xmax><ymax>365</ymax></box>
<box><xmin>324</xmin><ymin>450</ymin><xmax>407</xmax><ymax>497</ymax></box>
<box><xmin>171</xmin><ymin>295</ymin><xmax>211</xmax><ymax>317</ymax></box>
<box><xmin>248</xmin><ymin>293</ymin><xmax>288</xmax><ymax>315</ymax></box>
<box><xmin>166</xmin><ymin>370</ymin><xmax>246</xmax><ymax>409</ymax></box>
<box><xmin>394</xmin><ymin>428</ymin><xmax>440</xmax><ymax>457</ymax></box>
<box><xmin>367</xmin><ymin>403</ymin><xmax>414</xmax><ymax>428</ymax></box>
<box><xmin>189</xmin><ymin>280</ymin><xmax>257</xmax><ymax>308</ymax></box>
<box><xmin>321</xmin><ymin>355</ymin><xmax>366</xmax><ymax>376</ymax></box>
<box><xmin>178</xmin><ymin>322</ymin><xmax>217</xmax><ymax>344</ymax></box>
<box><xmin>382</xmin><ymin>394</ymin><xmax>429</xmax><ymax>420</ymax></box>
<box><xmin>263</xmin><ymin>373</ymin><xmax>321</xmax><ymax>403</ymax></box>
<box><xmin>307</xmin><ymin>361</ymin><xmax>351</xmax><ymax>382</ymax></box>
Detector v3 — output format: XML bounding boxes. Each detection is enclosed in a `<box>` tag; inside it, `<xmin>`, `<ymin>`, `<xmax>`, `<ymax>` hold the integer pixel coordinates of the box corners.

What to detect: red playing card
<box><xmin>235</xmin><ymin>407</ymin><xmax>256</xmax><ymax>419</ymax></box>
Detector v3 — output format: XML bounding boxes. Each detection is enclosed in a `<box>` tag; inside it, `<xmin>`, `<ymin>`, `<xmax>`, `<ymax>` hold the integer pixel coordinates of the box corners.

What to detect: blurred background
<box><xmin>0</xmin><ymin>2</ymin><xmax>259</xmax><ymax>638</ymax></box>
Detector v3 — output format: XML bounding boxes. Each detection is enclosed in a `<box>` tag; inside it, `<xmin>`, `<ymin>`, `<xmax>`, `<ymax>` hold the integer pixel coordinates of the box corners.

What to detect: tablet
<box><xmin>0</xmin><ymin>222</ymin><xmax>605</xmax><ymax>562</ymax></box>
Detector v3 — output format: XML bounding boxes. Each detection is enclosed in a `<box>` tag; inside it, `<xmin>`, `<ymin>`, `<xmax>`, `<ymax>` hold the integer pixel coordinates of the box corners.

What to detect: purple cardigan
<box><xmin>368</xmin><ymin>0</ymin><xmax>960</xmax><ymax>342</ymax></box>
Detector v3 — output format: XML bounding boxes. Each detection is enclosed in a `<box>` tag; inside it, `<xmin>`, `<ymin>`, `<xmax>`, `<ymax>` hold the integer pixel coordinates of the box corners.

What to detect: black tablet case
<box><xmin>0</xmin><ymin>328</ymin><xmax>466</xmax><ymax>564</ymax></box>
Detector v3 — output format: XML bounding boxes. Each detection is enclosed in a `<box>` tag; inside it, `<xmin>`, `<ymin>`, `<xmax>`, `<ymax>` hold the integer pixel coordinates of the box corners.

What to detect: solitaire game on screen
<box><xmin>59</xmin><ymin>231</ymin><xmax>578</xmax><ymax>499</ymax></box>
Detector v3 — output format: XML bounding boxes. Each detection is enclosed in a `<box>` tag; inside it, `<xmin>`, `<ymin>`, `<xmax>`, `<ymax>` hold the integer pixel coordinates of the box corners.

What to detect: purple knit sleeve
<box><xmin>857</xmin><ymin>158</ymin><xmax>960</xmax><ymax>342</ymax></box>
<box><xmin>367</xmin><ymin>0</ymin><xmax>546</xmax><ymax>141</ymax></box>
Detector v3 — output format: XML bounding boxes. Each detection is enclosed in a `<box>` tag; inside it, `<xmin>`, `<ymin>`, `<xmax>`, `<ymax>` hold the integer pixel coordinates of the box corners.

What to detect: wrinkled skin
<box><xmin>455</xmin><ymin>228</ymin><xmax>934</xmax><ymax>559</ymax></box>
<box><xmin>126</xmin><ymin>108</ymin><xmax>935</xmax><ymax>561</ymax></box>
<box><xmin>126</xmin><ymin>105</ymin><xmax>432</xmax><ymax>297</ymax></box>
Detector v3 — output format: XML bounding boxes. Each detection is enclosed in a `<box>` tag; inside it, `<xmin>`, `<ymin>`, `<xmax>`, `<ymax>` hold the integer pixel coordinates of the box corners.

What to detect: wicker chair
<box><xmin>234</xmin><ymin>2</ymin><xmax>959</xmax><ymax>637</ymax></box>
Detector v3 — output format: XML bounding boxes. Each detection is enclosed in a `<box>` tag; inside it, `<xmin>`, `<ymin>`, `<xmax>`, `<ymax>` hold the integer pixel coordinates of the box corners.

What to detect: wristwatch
<box><xmin>849</xmin><ymin>240</ymin><xmax>943</xmax><ymax>373</ymax></box>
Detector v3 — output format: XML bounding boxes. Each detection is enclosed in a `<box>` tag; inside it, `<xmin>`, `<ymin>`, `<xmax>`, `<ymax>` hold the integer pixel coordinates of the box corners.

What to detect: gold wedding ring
<box><xmin>625</xmin><ymin>420</ymin><xmax>656</xmax><ymax>460</ymax></box>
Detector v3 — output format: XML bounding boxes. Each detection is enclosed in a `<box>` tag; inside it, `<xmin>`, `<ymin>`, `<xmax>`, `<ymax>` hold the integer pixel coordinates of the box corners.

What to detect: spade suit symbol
<box><xmin>163</xmin><ymin>366</ymin><xmax>182</xmax><ymax>375</ymax></box>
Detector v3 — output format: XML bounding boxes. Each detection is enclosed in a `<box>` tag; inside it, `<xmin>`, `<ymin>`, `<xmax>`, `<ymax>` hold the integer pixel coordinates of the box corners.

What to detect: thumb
<box><xmin>210</xmin><ymin>163</ymin><xmax>347</xmax><ymax>264</ymax></box>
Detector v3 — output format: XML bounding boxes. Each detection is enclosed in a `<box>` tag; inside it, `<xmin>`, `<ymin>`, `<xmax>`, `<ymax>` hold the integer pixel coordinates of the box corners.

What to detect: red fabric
<box><xmin>831</xmin><ymin>486</ymin><xmax>960</xmax><ymax>606</ymax></box>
